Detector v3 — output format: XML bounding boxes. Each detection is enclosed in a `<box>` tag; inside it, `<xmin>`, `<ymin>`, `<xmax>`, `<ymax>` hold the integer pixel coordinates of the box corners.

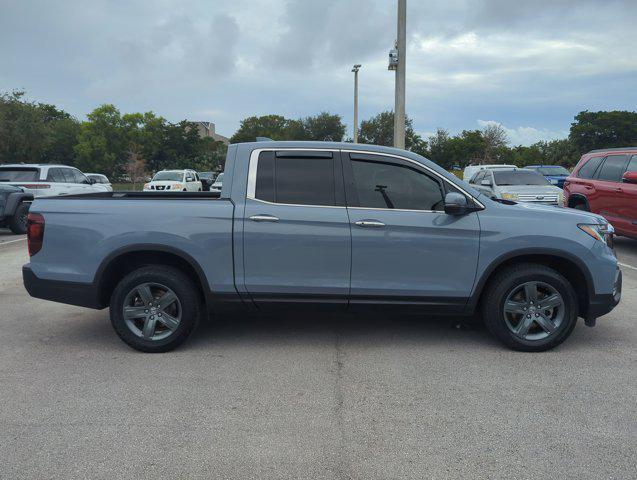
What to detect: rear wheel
<box><xmin>573</xmin><ymin>203</ymin><xmax>589</xmax><ymax>211</ymax></box>
<box><xmin>110</xmin><ymin>265</ymin><xmax>201</xmax><ymax>352</ymax></box>
<box><xmin>481</xmin><ymin>263</ymin><xmax>578</xmax><ymax>351</ymax></box>
<box><xmin>8</xmin><ymin>202</ymin><xmax>29</xmax><ymax>234</ymax></box>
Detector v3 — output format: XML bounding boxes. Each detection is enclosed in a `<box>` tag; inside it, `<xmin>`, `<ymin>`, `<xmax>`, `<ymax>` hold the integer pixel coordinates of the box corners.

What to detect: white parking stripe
<box><xmin>0</xmin><ymin>238</ymin><xmax>26</xmax><ymax>246</ymax></box>
<box><xmin>619</xmin><ymin>262</ymin><xmax>637</xmax><ymax>272</ymax></box>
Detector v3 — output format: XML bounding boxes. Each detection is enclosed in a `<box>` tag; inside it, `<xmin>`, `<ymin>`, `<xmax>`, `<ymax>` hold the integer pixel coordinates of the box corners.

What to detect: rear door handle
<box><xmin>249</xmin><ymin>214</ymin><xmax>279</xmax><ymax>222</ymax></box>
<box><xmin>355</xmin><ymin>220</ymin><xmax>386</xmax><ymax>228</ymax></box>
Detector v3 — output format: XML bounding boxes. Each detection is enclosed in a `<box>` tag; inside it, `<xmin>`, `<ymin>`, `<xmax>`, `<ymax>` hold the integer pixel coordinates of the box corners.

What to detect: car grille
<box><xmin>517</xmin><ymin>194</ymin><xmax>559</xmax><ymax>204</ymax></box>
<box><xmin>153</xmin><ymin>185</ymin><xmax>170</xmax><ymax>190</ymax></box>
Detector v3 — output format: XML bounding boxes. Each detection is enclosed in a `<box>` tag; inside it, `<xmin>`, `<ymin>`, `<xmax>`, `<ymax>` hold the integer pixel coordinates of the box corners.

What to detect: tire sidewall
<box><xmin>110</xmin><ymin>267</ymin><xmax>200</xmax><ymax>352</ymax></box>
<box><xmin>485</xmin><ymin>267</ymin><xmax>578</xmax><ymax>351</ymax></box>
<box><xmin>9</xmin><ymin>202</ymin><xmax>29</xmax><ymax>234</ymax></box>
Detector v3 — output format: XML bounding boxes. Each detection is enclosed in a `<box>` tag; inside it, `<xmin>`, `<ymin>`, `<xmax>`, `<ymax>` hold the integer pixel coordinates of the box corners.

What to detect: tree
<box><xmin>230</xmin><ymin>115</ymin><xmax>289</xmax><ymax>143</ymax></box>
<box><xmin>570</xmin><ymin>110</ymin><xmax>637</xmax><ymax>153</ymax></box>
<box><xmin>482</xmin><ymin>123</ymin><xmax>509</xmax><ymax>163</ymax></box>
<box><xmin>230</xmin><ymin>113</ymin><xmax>346</xmax><ymax>143</ymax></box>
<box><xmin>358</xmin><ymin>111</ymin><xmax>424</xmax><ymax>151</ymax></box>
<box><xmin>123</xmin><ymin>150</ymin><xmax>149</xmax><ymax>187</ymax></box>
<box><xmin>299</xmin><ymin>112</ymin><xmax>346</xmax><ymax>141</ymax></box>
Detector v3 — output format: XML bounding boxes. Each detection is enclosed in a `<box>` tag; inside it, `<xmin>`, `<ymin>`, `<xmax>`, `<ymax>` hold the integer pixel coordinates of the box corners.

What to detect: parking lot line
<box><xmin>0</xmin><ymin>237</ymin><xmax>26</xmax><ymax>246</ymax></box>
<box><xmin>618</xmin><ymin>262</ymin><xmax>637</xmax><ymax>272</ymax></box>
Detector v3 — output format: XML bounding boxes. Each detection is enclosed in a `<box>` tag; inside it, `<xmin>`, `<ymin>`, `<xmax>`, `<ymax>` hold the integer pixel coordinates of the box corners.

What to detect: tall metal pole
<box><xmin>394</xmin><ymin>0</ymin><xmax>406</xmax><ymax>149</ymax></box>
<box><xmin>352</xmin><ymin>65</ymin><xmax>361</xmax><ymax>143</ymax></box>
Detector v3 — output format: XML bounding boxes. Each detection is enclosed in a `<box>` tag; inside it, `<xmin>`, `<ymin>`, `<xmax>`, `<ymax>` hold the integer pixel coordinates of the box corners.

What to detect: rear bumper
<box><xmin>585</xmin><ymin>268</ymin><xmax>622</xmax><ymax>325</ymax></box>
<box><xmin>22</xmin><ymin>265</ymin><xmax>104</xmax><ymax>309</ymax></box>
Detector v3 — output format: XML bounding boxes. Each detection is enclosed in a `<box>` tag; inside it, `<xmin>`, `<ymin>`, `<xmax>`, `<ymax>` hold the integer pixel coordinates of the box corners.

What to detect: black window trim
<box><xmin>577</xmin><ymin>155</ymin><xmax>605</xmax><ymax>179</ymax></box>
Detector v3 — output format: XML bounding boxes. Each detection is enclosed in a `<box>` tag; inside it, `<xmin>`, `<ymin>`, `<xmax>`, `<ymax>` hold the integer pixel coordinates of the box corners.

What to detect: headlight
<box><xmin>501</xmin><ymin>193</ymin><xmax>518</xmax><ymax>201</ymax></box>
<box><xmin>143</xmin><ymin>183</ymin><xmax>150</xmax><ymax>190</ymax></box>
<box><xmin>578</xmin><ymin>222</ymin><xmax>615</xmax><ymax>246</ymax></box>
<box><xmin>173</xmin><ymin>183</ymin><xmax>183</xmax><ymax>190</ymax></box>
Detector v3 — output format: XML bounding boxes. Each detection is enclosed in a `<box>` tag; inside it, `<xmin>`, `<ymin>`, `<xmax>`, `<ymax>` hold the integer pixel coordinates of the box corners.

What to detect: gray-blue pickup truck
<box><xmin>23</xmin><ymin>141</ymin><xmax>622</xmax><ymax>352</ymax></box>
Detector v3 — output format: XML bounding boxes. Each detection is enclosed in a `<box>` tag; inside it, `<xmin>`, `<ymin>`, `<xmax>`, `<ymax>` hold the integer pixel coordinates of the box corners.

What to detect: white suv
<box><xmin>0</xmin><ymin>164</ymin><xmax>110</xmax><ymax>197</ymax></box>
<box><xmin>143</xmin><ymin>170</ymin><xmax>203</xmax><ymax>192</ymax></box>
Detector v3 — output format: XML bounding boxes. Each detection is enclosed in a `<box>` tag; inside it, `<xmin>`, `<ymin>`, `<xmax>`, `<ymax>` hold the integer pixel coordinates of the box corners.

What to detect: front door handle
<box><xmin>250</xmin><ymin>214</ymin><xmax>279</xmax><ymax>222</ymax></box>
<box><xmin>355</xmin><ymin>220</ymin><xmax>386</xmax><ymax>228</ymax></box>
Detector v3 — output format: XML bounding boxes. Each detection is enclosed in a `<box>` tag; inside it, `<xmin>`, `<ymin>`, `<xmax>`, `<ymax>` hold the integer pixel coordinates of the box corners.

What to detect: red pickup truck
<box><xmin>564</xmin><ymin>147</ymin><xmax>637</xmax><ymax>239</ymax></box>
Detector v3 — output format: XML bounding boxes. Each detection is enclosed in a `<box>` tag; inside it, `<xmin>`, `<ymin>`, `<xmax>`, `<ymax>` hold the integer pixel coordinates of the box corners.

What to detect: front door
<box><xmin>344</xmin><ymin>152</ymin><xmax>480</xmax><ymax>312</ymax></box>
<box><xmin>242</xmin><ymin>149</ymin><xmax>351</xmax><ymax>307</ymax></box>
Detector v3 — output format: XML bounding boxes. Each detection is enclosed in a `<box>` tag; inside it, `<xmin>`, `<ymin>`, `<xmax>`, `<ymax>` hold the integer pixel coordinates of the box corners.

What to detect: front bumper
<box><xmin>23</xmin><ymin>265</ymin><xmax>104</xmax><ymax>309</ymax></box>
<box><xmin>584</xmin><ymin>268</ymin><xmax>622</xmax><ymax>326</ymax></box>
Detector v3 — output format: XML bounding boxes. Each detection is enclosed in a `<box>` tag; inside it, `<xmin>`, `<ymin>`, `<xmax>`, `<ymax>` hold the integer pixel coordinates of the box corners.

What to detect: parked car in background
<box><xmin>23</xmin><ymin>141</ymin><xmax>621</xmax><ymax>353</ymax></box>
<box><xmin>143</xmin><ymin>169</ymin><xmax>203</xmax><ymax>192</ymax></box>
<box><xmin>0</xmin><ymin>164</ymin><xmax>107</xmax><ymax>197</ymax></box>
<box><xmin>524</xmin><ymin>165</ymin><xmax>571</xmax><ymax>188</ymax></box>
<box><xmin>463</xmin><ymin>164</ymin><xmax>517</xmax><ymax>181</ymax></box>
<box><xmin>210</xmin><ymin>172</ymin><xmax>223</xmax><ymax>193</ymax></box>
<box><xmin>0</xmin><ymin>184</ymin><xmax>32</xmax><ymax>234</ymax></box>
<box><xmin>469</xmin><ymin>169</ymin><xmax>564</xmax><ymax>206</ymax></box>
<box><xmin>198</xmin><ymin>171</ymin><xmax>216</xmax><ymax>191</ymax></box>
<box><xmin>85</xmin><ymin>173</ymin><xmax>113</xmax><ymax>192</ymax></box>
<box><xmin>564</xmin><ymin>147</ymin><xmax>637</xmax><ymax>239</ymax></box>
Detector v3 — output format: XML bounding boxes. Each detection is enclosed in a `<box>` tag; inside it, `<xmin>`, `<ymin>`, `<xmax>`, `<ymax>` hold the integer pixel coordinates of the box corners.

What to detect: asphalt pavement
<box><xmin>0</xmin><ymin>230</ymin><xmax>635</xmax><ymax>479</ymax></box>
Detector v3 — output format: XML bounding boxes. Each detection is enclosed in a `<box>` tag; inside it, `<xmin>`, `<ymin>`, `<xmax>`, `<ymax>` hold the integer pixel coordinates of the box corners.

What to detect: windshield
<box><xmin>153</xmin><ymin>171</ymin><xmax>183</xmax><ymax>182</ymax></box>
<box><xmin>537</xmin><ymin>166</ymin><xmax>570</xmax><ymax>176</ymax></box>
<box><xmin>494</xmin><ymin>170</ymin><xmax>549</xmax><ymax>186</ymax></box>
<box><xmin>214</xmin><ymin>173</ymin><xmax>224</xmax><ymax>183</ymax></box>
<box><xmin>0</xmin><ymin>168</ymin><xmax>40</xmax><ymax>182</ymax></box>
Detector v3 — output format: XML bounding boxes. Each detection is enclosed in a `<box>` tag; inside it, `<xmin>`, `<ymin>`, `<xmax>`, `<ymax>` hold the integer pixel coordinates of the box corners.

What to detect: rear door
<box><xmin>242</xmin><ymin>149</ymin><xmax>351</xmax><ymax>307</ymax></box>
<box><xmin>344</xmin><ymin>151</ymin><xmax>480</xmax><ymax>312</ymax></box>
<box><xmin>593</xmin><ymin>155</ymin><xmax>630</xmax><ymax>224</ymax></box>
<box><xmin>569</xmin><ymin>155</ymin><xmax>605</xmax><ymax>208</ymax></box>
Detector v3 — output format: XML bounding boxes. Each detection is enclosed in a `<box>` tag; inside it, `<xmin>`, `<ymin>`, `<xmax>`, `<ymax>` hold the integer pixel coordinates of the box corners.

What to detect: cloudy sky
<box><xmin>1</xmin><ymin>0</ymin><xmax>636</xmax><ymax>145</ymax></box>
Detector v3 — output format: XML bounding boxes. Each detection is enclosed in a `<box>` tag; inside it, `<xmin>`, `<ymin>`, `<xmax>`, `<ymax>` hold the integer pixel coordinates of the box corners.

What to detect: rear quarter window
<box><xmin>0</xmin><ymin>168</ymin><xmax>40</xmax><ymax>182</ymax></box>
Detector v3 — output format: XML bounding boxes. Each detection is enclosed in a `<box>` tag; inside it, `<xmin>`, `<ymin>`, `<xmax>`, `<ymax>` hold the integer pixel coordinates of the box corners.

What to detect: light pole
<box><xmin>352</xmin><ymin>64</ymin><xmax>361</xmax><ymax>143</ymax></box>
<box><xmin>394</xmin><ymin>0</ymin><xmax>406</xmax><ymax>149</ymax></box>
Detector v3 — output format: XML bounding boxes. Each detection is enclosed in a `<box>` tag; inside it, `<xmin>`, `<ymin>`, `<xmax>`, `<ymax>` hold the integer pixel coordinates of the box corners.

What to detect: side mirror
<box><xmin>622</xmin><ymin>171</ymin><xmax>637</xmax><ymax>184</ymax></box>
<box><xmin>444</xmin><ymin>192</ymin><xmax>470</xmax><ymax>216</ymax></box>
<box><xmin>480</xmin><ymin>179</ymin><xmax>492</xmax><ymax>187</ymax></box>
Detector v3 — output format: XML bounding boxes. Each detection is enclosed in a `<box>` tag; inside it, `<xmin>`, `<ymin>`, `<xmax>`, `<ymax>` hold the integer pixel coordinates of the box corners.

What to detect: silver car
<box><xmin>469</xmin><ymin>169</ymin><xmax>564</xmax><ymax>206</ymax></box>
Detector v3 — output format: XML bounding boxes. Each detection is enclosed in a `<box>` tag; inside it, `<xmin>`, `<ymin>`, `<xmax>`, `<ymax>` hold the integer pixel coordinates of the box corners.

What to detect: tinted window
<box><xmin>46</xmin><ymin>168</ymin><xmax>66</xmax><ymax>182</ymax></box>
<box><xmin>0</xmin><ymin>168</ymin><xmax>39</xmax><ymax>182</ymax></box>
<box><xmin>597</xmin><ymin>155</ymin><xmax>630</xmax><ymax>182</ymax></box>
<box><xmin>351</xmin><ymin>159</ymin><xmax>444</xmax><ymax>211</ymax></box>
<box><xmin>577</xmin><ymin>156</ymin><xmax>604</xmax><ymax>179</ymax></box>
<box><xmin>276</xmin><ymin>155</ymin><xmax>335</xmax><ymax>206</ymax></box>
<box><xmin>494</xmin><ymin>170</ymin><xmax>549</xmax><ymax>186</ymax></box>
<box><xmin>69</xmin><ymin>169</ymin><xmax>87</xmax><ymax>183</ymax></box>
<box><xmin>255</xmin><ymin>152</ymin><xmax>275</xmax><ymax>202</ymax></box>
<box><xmin>626</xmin><ymin>155</ymin><xmax>637</xmax><ymax>173</ymax></box>
<box><xmin>470</xmin><ymin>171</ymin><xmax>484</xmax><ymax>184</ymax></box>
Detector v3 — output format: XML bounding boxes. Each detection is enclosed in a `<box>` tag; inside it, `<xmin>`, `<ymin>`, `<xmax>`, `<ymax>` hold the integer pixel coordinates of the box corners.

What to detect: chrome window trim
<box><xmin>247</xmin><ymin>147</ymin><xmax>485</xmax><ymax>210</ymax></box>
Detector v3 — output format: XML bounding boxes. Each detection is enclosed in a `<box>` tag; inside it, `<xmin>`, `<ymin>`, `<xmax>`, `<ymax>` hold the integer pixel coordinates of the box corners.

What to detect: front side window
<box><xmin>351</xmin><ymin>159</ymin><xmax>444</xmax><ymax>211</ymax></box>
<box><xmin>626</xmin><ymin>155</ymin><xmax>637</xmax><ymax>173</ymax></box>
<box><xmin>577</xmin><ymin>156</ymin><xmax>604</xmax><ymax>179</ymax></box>
<box><xmin>254</xmin><ymin>151</ymin><xmax>336</xmax><ymax>206</ymax></box>
<box><xmin>597</xmin><ymin>155</ymin><xmax>630</xmax><ymax>182</ymax></box>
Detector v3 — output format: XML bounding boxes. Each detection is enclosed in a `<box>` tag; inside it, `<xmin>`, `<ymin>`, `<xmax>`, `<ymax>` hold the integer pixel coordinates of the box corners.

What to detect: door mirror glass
<box><xmin>444</xmin><ymin>192</ymin><xmax>469</xmax><ymax>215</ymax></box>
<box><xmin>622</xmin><ymin>171</ymin><xmax>637</xmax><ymax>184</ymax></box>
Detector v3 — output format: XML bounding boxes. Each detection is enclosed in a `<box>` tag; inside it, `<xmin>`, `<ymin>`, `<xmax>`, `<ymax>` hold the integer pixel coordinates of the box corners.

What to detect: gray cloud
<box><xmin>1</xmin><ymin>0</ymin><xmax>636</xmax><ymax>145</ymax></box>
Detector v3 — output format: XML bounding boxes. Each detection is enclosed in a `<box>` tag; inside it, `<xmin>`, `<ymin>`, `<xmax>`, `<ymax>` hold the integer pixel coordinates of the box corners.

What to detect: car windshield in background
<box><xmin>88</xmin><ymin>175</ymin><xmax>108</xmax><ymax>183</ymax></box>
<box><xmin>538</xmin><ymin>166</ymin><xmax>570</xmax><ymax>176</ymax></box>
<box><xmin>0</xmin><ymin>168</ymin><xmax>39</xmax><ymax>182</ymax></box>
<box><xmin>494</xmin><ymin>171</ymin><xmax>549</xmax><ymax>186</ymax></box>
<box><xmin>153</xmin><ymin>172</ymin><xmax>182</xmax><ymax>181</ymax></box>
<box><xmin>199</xmin><ymin>172</ymin><xmax>214</xmax><ymax>180</ymax></box>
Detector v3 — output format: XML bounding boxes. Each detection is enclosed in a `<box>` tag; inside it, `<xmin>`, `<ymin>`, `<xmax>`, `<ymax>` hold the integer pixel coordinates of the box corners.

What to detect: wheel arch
<box><xmin>95</xmin><ymin>245</ymin><xmax>210</xmax><ymax>310</ymax></box>
<box><xmin>567</xmin><ymin>193</ymin><xmax>589</xmax><ymax>210</ymax></box>
<box><xmin>469</xmin><ymin>249</ymin><xmax>594</xmax><ymax>318</ymax></box>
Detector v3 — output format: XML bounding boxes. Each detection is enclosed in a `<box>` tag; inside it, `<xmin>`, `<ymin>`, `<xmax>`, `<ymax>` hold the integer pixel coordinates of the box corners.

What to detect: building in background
<box><xmin>191</xmin><ymin>121</ymin><xmax>229</xmax><ymax>145</ymax></box>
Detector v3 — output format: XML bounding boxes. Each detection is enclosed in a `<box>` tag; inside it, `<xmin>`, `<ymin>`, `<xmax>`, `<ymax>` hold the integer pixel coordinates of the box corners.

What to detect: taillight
<box><xmin>19</xmin><ymin>184</ymin><xmax>51</xmax><ymax>189</ymax></box>
<box><xmin>27</xmin><ymin>213</ymin><xmax>45</xmax><ymax>256</ymax></box>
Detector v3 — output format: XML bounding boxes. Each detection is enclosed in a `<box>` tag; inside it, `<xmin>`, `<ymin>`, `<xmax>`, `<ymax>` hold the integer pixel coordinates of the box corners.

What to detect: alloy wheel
<box><xmin>503</xmin><ymin>281</ymin><xmax>565</xmax><ymax>341</ymax></box>
<box><xmin>122</xmin><ymin>282</ymin><xmax>182</xmax><ymax>341</ymax></box>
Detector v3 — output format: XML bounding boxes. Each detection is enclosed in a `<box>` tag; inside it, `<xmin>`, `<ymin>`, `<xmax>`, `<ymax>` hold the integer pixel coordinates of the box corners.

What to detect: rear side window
<box><xmin>0</xmin><ymin>168</ymin><xmax>40</xmax><ymax>182</ymax></box>
<box><xmin>351</xmin><ymin>159</ymin><xmax>444</xmax><ymax>211</ymax></box>
<box><xmin>254</xmin><ymin>151</ymin><xmax>336</xmax><ymax>206</ymax></box>
<box><xmin>577</xmin><ymin>156</ymin><xmax>604</xmax><ymax>179</ymax></box>
<box><xmin>46</xmin><ymin>168</ymin><xmax>66</xmax><ymax>182</ymax></box>
<box><xmin>625</xmin><ymin>155</ymin><xmax>637</xmax><ymax>173</ymax></box>
<box><xmin>597</xmin><ymin>155</ymin><xmax>630</xmax><ymax>182</ymax></box>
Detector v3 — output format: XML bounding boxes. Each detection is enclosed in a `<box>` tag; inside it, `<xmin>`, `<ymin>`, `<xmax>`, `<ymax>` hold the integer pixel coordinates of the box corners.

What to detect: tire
<box><xmin>110</xmin><ymin>265</ymin><xmax>201</xmax><ymax>352</ymax></box>
<box><xmin>573</xmin><ymin>202</ymin><xmax>589</xmax><ymax>211</ymax></box>
<box><xmin>8</xmin><ymin>202</ymin><xmax>29</xmax><ymax>234</ymax></box>
<box><xmin>481</xmin><ymin>263</ymin><xmax>578</xmax><ymax>352</ymax></box>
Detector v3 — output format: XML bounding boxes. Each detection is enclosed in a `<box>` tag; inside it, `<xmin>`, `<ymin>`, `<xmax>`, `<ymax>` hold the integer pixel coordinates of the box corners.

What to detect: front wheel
<box><xmin>110</xmin><ymin>266</ymin><xmax>201</xmax><ymax>352</ymax></box>
<box><xmin>8</xmin><ymin>202</ymin><xmax>29</xmax><ymax>234</ymax></box>
<box><xmin>481</xmin><ymin>263</ymin><xmax>578</xmax><ymax>352</ymax></box>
